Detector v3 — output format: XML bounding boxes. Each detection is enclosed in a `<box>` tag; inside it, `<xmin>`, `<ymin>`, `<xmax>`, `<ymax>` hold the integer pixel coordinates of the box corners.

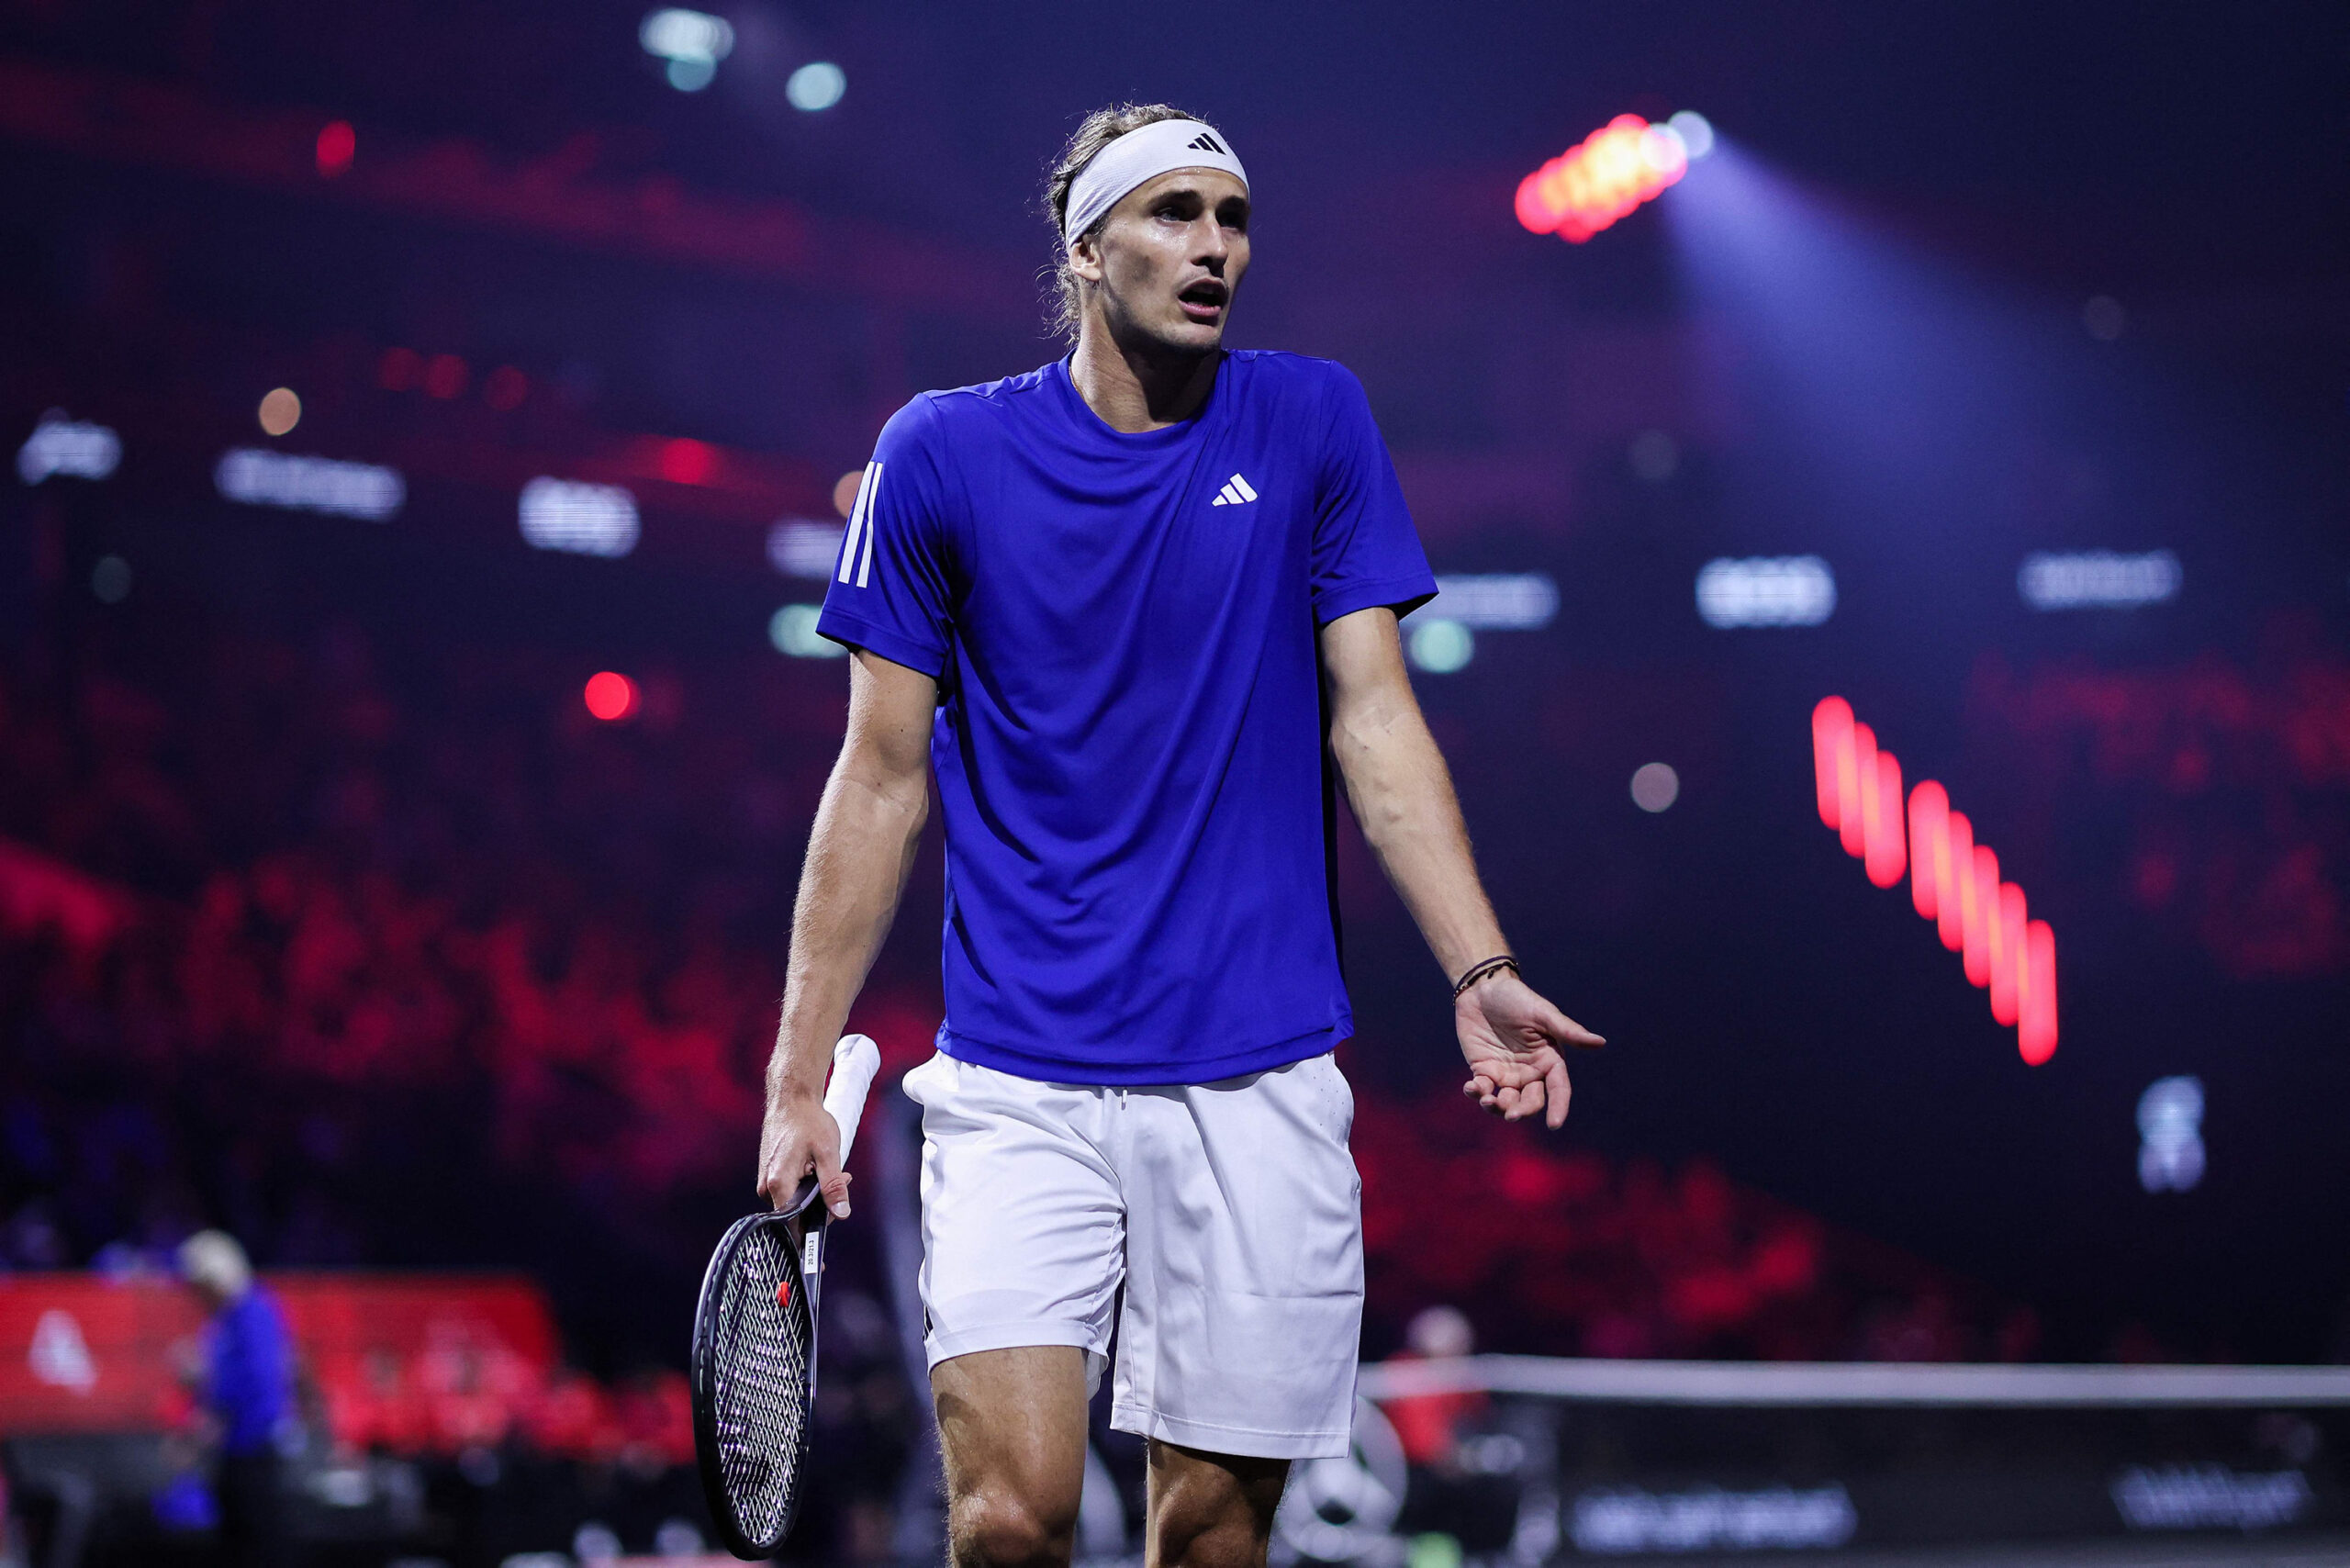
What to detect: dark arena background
<box><xmin>3</xmin><ymin>2</ymin><xmax>2348</xmax><ymax>1565</ymax></box>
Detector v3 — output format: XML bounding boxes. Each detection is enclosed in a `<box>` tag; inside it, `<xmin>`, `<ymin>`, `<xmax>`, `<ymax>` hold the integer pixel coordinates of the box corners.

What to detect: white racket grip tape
<box><xmin>822</xmin><ymin>1034</ymin><xmax>883</xmax><ymax>1167</ymax></box>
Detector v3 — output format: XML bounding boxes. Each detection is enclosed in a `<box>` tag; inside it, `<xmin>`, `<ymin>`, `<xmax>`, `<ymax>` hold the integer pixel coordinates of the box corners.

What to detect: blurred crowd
<box><xmin>10</xmin><ymin>599</ymin><xmax>2236</xmax><ymax>1563</ymax></box>
<box><xmin>0</xmin><ymin>604</ymin><xmax>2042</xmax><ymax>1375</ymax></box>
<box><xmin>1968</xmin><ymin>635</ymin><xmax>2350</xmax><ymax>980</ymax></box>
<box><xmin>1353</xmin><ymin>1096</ymin><xmax>2037</xmax><ymax>1365</ymax></box>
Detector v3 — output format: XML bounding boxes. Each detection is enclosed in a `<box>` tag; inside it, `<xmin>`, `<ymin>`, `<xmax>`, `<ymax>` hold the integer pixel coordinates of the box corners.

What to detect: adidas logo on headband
<box><xmin>1061</xmin><ymin>119</ymin><xmax>1250</xmax><ymax>245</ymax></box>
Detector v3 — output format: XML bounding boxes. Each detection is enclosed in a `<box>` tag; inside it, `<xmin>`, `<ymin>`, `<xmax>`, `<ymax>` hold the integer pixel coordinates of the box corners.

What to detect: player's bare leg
<box><xmin>934</xmin><ymin>1347</ymin><xmax>1091</xmax><ymax>1568</ymax></box>
<box><xmin>1144</xmin><ymin>1439</ymin><xmax>1288</xmax><ymax>1568</ymax></box>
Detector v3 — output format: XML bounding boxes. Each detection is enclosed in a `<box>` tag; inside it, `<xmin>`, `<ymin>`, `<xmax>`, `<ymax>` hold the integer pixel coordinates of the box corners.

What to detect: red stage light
<box><xmin>584</xmin><ymin>672</ymin><xmax>638</xmax><ymax>722</ymax></box>
<box><xmin>1810</xmin><ymin>696</ymin><xmax>2056</xmax><ymax>1063</ymax></box>
<box><xmin>1837</xmin><ymin>722</ymin><xmax>1872</xmax><ymax>857</ymax></box>
<box><xmin>1865</xmin><ymin>750</ymin><xmax>1907</xmax><ymax>890</ymax></box>
<box><xmin>1907</xmin><ymin>781</ymin><xmax>1948</xmax><ymax>920</ymax></box>
<box><xmin>1811</xmin><ymin>697</ymin><xmax>1851</xmax><ymax>829</ymax></box>
<box><xmin>1936</xmin><ymin>811</ymin><xmax>1973</xmax><ymax>954</ymax></box>
<box><xmin>424</xmin><ymin>354</ymin><xmax>468</xmax><ymax>399</ymax></box>
<box><xmin>2020</xmin><ymin>922</ymin><xmax>2058</xmax><ymax>1064</ymax></box>
<box><xmin>1516</xmin><ymin>114</ymin><xmax>1689</xmax><ymax>244</ymax></box>
<box><xmin>1964</xmin><ymin>844</ymin><xmax>1998</xmax><ymax>989</ymax></box>
<box><xmin>484</xmin><ymin>366</ymin><xmax>529</xmax><ymax>410</ymax></box>
<box><xmin>317</xmin><ymin>120</ymin><xmax>356</xmax><ymax>179</ymax></box>
<box><xmin>377</xmin><ymin>347</ymin><xmax>421</xmax><ymax>391</ymax></box>
<box><xmin>658</xmin><ymin>438</ymin><xmax>716</xmax><ymax>486</ymax></box>
<box><xmin>1991</xmin><ymin>883</ymin><xmax>2028</xmax><ymax>1026</ymax></box>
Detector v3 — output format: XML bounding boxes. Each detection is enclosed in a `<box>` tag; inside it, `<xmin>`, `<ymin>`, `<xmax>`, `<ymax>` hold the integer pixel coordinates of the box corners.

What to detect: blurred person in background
<box><xmin>1382</xmin><ymin>1305</ymin><xmax>1487</xmax><ymax>1471</ymax></box>
<box><xmin>759</xmin><ymin>102</ymin><xmax>1604</xmax><ymax>1568</ymax></box>
<box><xmin>177</xmin><ymin>1231</ymin><xmax>295</xmax><ymax>1568</ymax></box>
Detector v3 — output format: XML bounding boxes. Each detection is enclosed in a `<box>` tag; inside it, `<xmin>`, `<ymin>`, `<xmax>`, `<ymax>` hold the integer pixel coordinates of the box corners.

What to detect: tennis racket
<box><xmin>691</xmin><ymin>1033</ymin><xmax>883</xmax><ymax>1560</ymax></box>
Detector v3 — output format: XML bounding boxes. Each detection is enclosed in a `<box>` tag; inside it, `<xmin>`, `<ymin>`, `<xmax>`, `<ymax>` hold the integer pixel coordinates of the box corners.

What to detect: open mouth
<box><xmin>1177</xmin><ymin>280</ymin><xmax>1228</xmax><ymax>319</ymax></box>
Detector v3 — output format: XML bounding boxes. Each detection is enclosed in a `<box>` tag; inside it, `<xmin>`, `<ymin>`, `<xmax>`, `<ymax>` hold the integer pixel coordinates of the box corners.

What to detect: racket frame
<box><xmin>690</xmin><ymin>1035</ymin><xmax>878</xmax><ymax>1561</ymax></box>
<box><xmin>690</xmin><ymin>1200</ymin><xmax>827</xmax><ymax>1558</ymax></box>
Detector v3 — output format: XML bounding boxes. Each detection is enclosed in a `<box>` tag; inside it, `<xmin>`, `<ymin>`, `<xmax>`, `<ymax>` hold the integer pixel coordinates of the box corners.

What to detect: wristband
<box><xmin>1450</xmin><ymin>954</ymin><xmax>1518</xmax><ymax>1000</ymax></box>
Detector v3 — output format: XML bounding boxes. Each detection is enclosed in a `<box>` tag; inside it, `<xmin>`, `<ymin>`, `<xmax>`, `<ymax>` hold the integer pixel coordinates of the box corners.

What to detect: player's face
<box><xmin>1078</xmin><ymin>168</ymin><xmax>1251</xmax><ymax>355</ymax></box>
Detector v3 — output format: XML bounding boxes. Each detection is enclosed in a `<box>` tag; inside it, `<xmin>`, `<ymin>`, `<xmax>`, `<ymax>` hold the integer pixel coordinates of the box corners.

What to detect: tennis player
<box><xmin>758</xmin><ymin>103</ymin><xmax>1603</xmax><ymax>1568</ymax></box>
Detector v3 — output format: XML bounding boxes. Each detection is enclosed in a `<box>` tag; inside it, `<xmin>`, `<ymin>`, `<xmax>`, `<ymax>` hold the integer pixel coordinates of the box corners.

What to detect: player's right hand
<box><xmin>756</xmin><ymin>1091</ymin><xmax>853</xmax><ymax>1218</ymax></box>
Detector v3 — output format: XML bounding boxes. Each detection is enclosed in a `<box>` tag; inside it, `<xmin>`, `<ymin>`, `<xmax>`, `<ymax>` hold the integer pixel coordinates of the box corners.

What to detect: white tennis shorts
<box><xmin>902</xmin><ymin>1049</ymin><xmax>1363</xmax><ymax>1460</ymax></box>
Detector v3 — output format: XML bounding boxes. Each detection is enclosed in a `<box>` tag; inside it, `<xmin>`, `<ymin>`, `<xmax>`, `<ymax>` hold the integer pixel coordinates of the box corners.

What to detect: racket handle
<box><xmin>822</xmin><ymin>1034</ymin><xmax>883</xmax><ymax>1165</ymax></box>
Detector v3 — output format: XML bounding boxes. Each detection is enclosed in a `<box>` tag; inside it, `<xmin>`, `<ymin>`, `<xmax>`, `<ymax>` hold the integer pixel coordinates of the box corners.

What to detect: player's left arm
<box><xmin>1320</xmin><ymin>606</ymin><xmax>1605</xmax><ymax>1126</ymax></box>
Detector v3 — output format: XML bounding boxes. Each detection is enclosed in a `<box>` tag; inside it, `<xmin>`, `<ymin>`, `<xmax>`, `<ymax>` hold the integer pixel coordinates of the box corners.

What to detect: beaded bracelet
<box><xmin>1450</xmin><ymin>954</ymin><xmax>1518</xmax><ymax>1000</ymax></box>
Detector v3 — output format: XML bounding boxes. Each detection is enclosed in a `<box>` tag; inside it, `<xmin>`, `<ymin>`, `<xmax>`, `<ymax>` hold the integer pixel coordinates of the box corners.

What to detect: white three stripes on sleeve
<box><xmin>836</xmin><ymin>461</ymin><xmax>882</xmax><ymax>588</ymax></box>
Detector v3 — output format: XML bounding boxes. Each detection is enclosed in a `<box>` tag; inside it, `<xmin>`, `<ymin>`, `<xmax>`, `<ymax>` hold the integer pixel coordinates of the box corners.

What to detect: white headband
<box><xmin>1061</xmin><ymin>119</ymin><xmax>1249</xmax><ymax>248</ymax></box>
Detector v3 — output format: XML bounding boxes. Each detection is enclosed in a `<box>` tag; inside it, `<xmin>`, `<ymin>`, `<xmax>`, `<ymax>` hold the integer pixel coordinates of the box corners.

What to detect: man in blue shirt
<box><xmin>179</xmin><ymin>1230</ymin><xmax>295</xmax><ymax>1568</ymax></box>
<box><xmin>759</xmin><ymin>105</ymin><xmax>1603</xmax><ymax>1568</ymax></box>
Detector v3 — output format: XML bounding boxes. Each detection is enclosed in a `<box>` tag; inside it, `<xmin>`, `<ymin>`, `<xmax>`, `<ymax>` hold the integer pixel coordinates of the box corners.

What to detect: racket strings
<box><xmin>711</xmin><ymin>1223</ymin><xmax>814</xmax><ymax>1546</ymax></box>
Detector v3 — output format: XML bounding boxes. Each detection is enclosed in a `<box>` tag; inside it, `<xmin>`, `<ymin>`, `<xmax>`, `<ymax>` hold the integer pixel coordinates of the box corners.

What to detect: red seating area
<box><xmin>0</xmin><ymin>1272</ymin><xmax>692</xmax><ymax>1463</ymax></box>
<box><xmin>1352</xmin><ymin>1097</ymin><xmax>2032</xmax><ymax>1363</ymax></box>
<box><xmin>0</xmin><ymin>618</ymin><xmax>2030</xmax><ymax>1375</ymax></box>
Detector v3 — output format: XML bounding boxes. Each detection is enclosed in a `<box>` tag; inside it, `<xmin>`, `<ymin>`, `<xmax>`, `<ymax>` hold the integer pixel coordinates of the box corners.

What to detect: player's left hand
<box><xmin>1456</xmin><ymin>970</ymin><xmax>1604</xmax><ymax>1128</ymax></box>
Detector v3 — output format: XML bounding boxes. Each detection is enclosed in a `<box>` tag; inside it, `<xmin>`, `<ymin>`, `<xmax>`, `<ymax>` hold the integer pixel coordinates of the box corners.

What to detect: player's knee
<box><xmin>949</xmin><ymin>1485</ymin><xmax>1077</xmax><ymax>1568</ymax></box>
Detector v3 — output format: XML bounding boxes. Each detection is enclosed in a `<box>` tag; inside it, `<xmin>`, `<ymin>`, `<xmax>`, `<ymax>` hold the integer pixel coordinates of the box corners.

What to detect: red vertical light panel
<box><xmin>2020</xmin><ymin>921</ymin><xmax>2058</xmax><ymax>1064</ymax></box>
<box><xmin>1840</xmin><ymin>723</ymin><xmax>1875</xmax><ymax>858</ymax></box>
<box><xmin>1963</xmin><ymin>845</ymin><xmax>1998</xmax><ymax>988</ymax></box>
<box><xmin>316</xmin><ymin>119</ymin><xmax>356</xmax><ymax>178</ymax></box>
<box><xmin>1908</xmin><ymin>782</ymin><xmax>1949</xmax><ymax>920</ymax></box>
<box><xmin>1937</xmin><ymin>812</ymin><xmax>1973</xmax><ymax>953</ymax></box>
<box><xmin>1807</xmin><ymin>698</ymin><xmax>2056</xmax><ymax>1064</ymax></box>
<box><xmin>1865</xmin><ymin>751</ymin><xmax>1907</xmax><ymax>889</ymax></box>
<box><xmin>1990</xmin><ymin>882</ymin><xmax>2028</xmax><ymax>1026</ymax></box>
<box><xmin>1813</xmin><ymin>698</ymin><xmax>1853</xmax><ymax>830</ymax></box>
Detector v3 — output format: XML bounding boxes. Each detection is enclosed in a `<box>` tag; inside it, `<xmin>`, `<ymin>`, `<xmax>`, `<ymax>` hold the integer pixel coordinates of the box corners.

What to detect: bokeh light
<box><xmin>1630</xmin><ymin>762</ymin><xmax>1680</xmax><ymax>812</ymax></box>
<box><xmin>832</xmin><ymin>469</ymin><xmax>866</xmax><ymax>519</ymax></box>
<box><xmin>641</xmin><ymin>9</ymin><xmax>733</xmax><ymax>93</ymax></box>
<box><xmin>1695</xmin><ymin>556</ymin><xmax>1837</xmax><ymax>628</ymax></box>
<box><xmin>257</xmin><ymin>387</ymin><xmax>302</xmax><ymax>437</ymax></box>
<box><xmin>520</xmin><ymin>477</ymin><xmax>640</xmax><ymax>557</ymax></box>
<box><xmin>424</xmin><ymin>354</ymin><xmax>468</xmax><ymax>399</ymax></box>
<box><xmin>2083</xmin><ymin>295</ymin><xmax>2127</xmax><ymax>342</ymax></box>
<box><xmin>1666</xmin><ymin>109</ymin><xmax>1715</xmax><ymax>160</ymax></box>
<box><xmin>90</xmin><ymin>554</ymin><xmax>132</xmax><ymax>604</ymax></box>
<box><xmin>2137</xmin><ymin>1077</ymin><xmax>2205</xmax><ymax>1192</ymax></box>
<box><xmin>315</xmin><ymin>120</ymin><xmax>355</xmax><ymax>178</ymax></box>
<box><xmin>583</xmin><ymin>671</ymin><xmax>639</xmax><ymax>722</ymax></box>
<box><xmin>376</xmin><ymin>347</ymin><xmax>420</xmax><ymax>390</ymax></box>
<box><xmin>768</xmin><ymin>520</ymin><xmax>845</xmax><ymax>579</ymax></box>
<box><xmin>1516</xmin><ymin>114</ymin><xmax>1689</xmax><ymax>243</ymax></box>
<box><xmin>483</xmin><ymin>366</ymin><xmax>529</xmax><ymax>410</ymax></box>
<box><xmin>658</xmin><ymin>438</ymin><xmax>715</xmax><ymax>485</ymax></box>
<box><xmin>17</xmin><ymin>412</ymin><xmax>121</xmax><ymax>484</ymax></box>
<box><xmin>787</xmin><ymin>62</ymin><xmax>846</xmax><ymax>112</ymax></box>
<box><xmin>1407</xmin><ymin>618</ymin><xmax>1474</xmax><ymax>674</ymax></box>
<box><xmin>1628</xmin><ymin>429</ymin><xmax>1680</xmax><ymax>482</ymax></box>
<box><xmin>769</xmin><ymin>604</ymin><xmax>844</xmax><ymax>658</ymax></box>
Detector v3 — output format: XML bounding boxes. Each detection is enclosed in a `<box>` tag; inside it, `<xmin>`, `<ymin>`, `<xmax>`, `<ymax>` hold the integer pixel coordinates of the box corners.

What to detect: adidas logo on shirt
<box><xmin>1210</xmin><ymin>473</ymin><xmax>1259</xmax><ymax>507</ymax></box>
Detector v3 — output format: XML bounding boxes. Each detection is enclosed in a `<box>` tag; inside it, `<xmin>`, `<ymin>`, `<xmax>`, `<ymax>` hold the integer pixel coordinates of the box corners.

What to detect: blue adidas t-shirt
<box><xmin>818</xmin><ymin>351</ymin><xmax>1434</xmax><ymax>1085</ymax></box>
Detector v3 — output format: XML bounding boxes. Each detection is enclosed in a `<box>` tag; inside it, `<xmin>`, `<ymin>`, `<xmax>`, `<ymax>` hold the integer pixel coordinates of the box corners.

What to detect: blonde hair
<box><xmin>1041</xmin><ymin>102</ymin><xmax>1206</xmax><ymax>342</ymax></box>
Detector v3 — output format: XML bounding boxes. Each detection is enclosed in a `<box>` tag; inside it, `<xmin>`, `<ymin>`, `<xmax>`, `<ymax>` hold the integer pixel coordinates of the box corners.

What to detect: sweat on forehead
<box><xmin>1061</xmin><ymin>119</ymin><xmax>1249</xmax><ymax>248</ymax></box>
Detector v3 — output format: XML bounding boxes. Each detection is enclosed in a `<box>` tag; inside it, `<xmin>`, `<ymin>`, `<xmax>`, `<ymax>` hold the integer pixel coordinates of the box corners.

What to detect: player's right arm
<box><xmin>756</xmin><ymin>648</ymin><xmax>938</xmax><ymax>1216</ymax></box>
